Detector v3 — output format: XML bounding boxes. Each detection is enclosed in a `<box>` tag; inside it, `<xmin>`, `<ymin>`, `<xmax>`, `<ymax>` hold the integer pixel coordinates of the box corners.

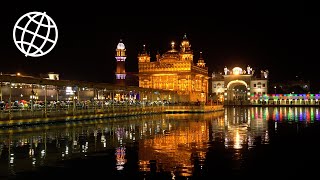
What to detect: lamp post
<box><xmin>274</xmin><ymin>86</ymin><xmax>277</xmax><ymax>94</ymax></box>
<box><xmin>30</xmin><ymin>91</ymin><xmax>38</xmax><ymax>113</ymax></box>
<box><xmin>44</xmin><ymin>85</ymin><xmax>47</xmax><ymax>117</ymax></box>
<box><xmin>0</xmin><ymin>81</ymin><xmax>2</xmax><ymax>102</ymax></box>
<box><xmin>73</xmin><ymin>95</ymin><xmax>77</xmax><ymax>113</ymax></box>
<box><xmin>30</xmin><ymin>89</ymin><xmax>35</xmax><ymax>112</ymax></box>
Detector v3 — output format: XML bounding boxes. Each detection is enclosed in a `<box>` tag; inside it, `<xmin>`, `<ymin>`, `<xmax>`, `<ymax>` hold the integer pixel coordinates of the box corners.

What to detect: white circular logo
<box><xmin>13</xmin><ymin>11</ymin><xmax>58</xmax><ymax>57</ymax></box>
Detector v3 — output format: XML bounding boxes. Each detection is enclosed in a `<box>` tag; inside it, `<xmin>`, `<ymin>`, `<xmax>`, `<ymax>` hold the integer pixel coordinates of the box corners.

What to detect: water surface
<box><xmin>1</xmin><ymin>107</ymin><xmax>320</xmax><ymax>179</ymax></box>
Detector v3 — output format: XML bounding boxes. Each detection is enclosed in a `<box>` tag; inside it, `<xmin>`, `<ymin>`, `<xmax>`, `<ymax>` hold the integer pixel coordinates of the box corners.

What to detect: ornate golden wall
<box><xmin>138</xmin><ymin>35</ymin><xmax>209</xmax><ymax>102</ymax></box>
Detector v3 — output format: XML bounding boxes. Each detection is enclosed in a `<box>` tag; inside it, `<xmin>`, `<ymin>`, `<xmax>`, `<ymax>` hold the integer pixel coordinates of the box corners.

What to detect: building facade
<box><xmin>211</xmin><ymin>66</ymin><xmax>269</xmax><ymax>105</ymax></box>
<box><xmin>138</xmin><ymin>34</ymin><xmax>209</xmax><ymax>102</ymax></box>
<box><xmin>0</xmin><ymin>72</ymin><xmax>176</xmax><ymax>112</ymax></box>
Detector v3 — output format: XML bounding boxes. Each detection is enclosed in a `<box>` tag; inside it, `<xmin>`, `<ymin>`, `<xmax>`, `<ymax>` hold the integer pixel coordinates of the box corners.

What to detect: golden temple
<box><xmin>138</xmin><ymin>34</ymin><xmax>209</xmax><ymax>102</ymax></box>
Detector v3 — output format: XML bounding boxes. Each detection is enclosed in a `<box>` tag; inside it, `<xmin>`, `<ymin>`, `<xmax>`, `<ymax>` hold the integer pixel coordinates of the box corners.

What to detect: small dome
<box><xmin>117</xmin><ymin>40</ymin><xmax>125</xmax><ymax>50</ymax></box>
<box><xmin>232</xmin><ymin>67</ymin><xmax>243</xmax><ymax>75</ymax></box>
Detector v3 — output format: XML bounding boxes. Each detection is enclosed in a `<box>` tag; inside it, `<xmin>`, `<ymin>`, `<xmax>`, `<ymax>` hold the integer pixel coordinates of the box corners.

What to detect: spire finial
<box><xmin>183</xmin><ymin>33</ymin><xmax>187</xmax><ymax>39</ymax></box>
<box><xmin>171</xmin><ymin>41</ymin><xmax>175</xmax><ymax>49</ymax></box>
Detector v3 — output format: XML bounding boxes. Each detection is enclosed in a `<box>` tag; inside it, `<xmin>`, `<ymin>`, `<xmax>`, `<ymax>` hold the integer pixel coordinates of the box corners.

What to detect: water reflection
<box><xmin>139</xmin><ymin>114</ymin><xmax>211</xmax><ymax>177</ymax></box>
<box><xmin>0</xmin><ymin>106</ymin><xmax>320</xmax><ymax>178</ymax></box>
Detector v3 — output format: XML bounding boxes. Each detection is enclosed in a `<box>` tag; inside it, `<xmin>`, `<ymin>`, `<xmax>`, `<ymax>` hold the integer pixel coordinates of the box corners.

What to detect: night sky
<box><xmin>0</xmin><ymin>3</ymin><xmax>316</xmax><ymax>90</ymax></box>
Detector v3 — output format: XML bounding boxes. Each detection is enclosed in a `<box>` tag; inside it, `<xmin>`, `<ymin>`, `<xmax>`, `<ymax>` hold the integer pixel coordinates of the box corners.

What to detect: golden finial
<box><xmin>171</xmin><ymin>41</ymin><xmax>175</xmax><ymax>49</ymax></box>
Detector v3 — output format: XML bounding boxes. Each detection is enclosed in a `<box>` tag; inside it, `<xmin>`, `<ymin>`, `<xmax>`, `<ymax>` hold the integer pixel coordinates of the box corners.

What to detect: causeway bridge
<box><xmin>0</xmin><ymin>74</ymin><xmax>223</xmax><ymax>126</ymax></box>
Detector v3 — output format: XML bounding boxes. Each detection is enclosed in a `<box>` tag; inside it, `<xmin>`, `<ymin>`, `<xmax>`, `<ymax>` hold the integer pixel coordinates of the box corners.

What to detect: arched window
<box><xmin>257</xmin><ymin>82</ymin><xmax>262</xmax><ymax>88</ymax></box>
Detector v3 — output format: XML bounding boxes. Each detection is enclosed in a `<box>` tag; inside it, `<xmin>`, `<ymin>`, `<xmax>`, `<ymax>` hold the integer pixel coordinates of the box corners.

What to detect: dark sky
<box><xmin>0</xmin><ymin>3</ymin><xmax>316</xmax><ymax>89</ymax></box>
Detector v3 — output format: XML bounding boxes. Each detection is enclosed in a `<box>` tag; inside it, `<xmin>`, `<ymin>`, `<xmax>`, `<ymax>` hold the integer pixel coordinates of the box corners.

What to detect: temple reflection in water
<box><xmin>1</xmin><ymin>107</ymin><xmax>320</xmax><ymax>178</ymax></box>
<box><xmin>139</xmin><ymin>114</ymin><xmax>212</xmax><ymax>176</ymax></box>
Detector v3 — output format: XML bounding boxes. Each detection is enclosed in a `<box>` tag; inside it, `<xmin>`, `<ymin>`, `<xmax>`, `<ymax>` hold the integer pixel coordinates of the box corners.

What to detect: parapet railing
<box><xmin>0</xmin><ymin>105</ymin><xmax>224</xmax><ymax>121</ymax></box>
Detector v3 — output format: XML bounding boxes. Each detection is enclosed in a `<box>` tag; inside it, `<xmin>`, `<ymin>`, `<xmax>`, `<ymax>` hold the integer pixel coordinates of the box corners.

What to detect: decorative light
<box><xmin>232</xmin><ymin>67</ymin><xmax>243</xmax><ymax>75</ymax></box>
<box><xmin>171</xmin><ymin>41</ymin><xmax>175</xmax><ymax>49</ymax></box>
<box><xmin>66</xmin><ymin>86</ymin><xmax>74</xmax><ymax>95</ymax></box>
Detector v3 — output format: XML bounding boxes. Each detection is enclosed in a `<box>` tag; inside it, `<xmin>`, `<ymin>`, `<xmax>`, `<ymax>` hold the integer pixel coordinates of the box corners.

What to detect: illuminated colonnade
<box><xmin>250</xmin><ymin>94</ymin><xmax>320</xmax><ymax>105</ymax></box>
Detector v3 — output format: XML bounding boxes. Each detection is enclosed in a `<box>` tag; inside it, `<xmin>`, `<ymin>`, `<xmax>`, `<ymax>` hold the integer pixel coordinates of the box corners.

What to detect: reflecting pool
<box><xmin>1</xmin><ymin>107</ymin><xmax>320</xmax><ymax>179</ymax></box>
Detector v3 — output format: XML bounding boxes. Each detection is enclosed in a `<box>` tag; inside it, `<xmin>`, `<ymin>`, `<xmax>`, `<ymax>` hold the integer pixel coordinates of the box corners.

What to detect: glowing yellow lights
<box><xmin>139</xmin><ymin>120</ymin><xmax>209</xmax><ymax>174</ymax></box>
<box><xmin>219</xmin><ymin>95</ymin><xmax>224</xmax><ymax>102</ymax></box>
<box><xmin>171</xmin><ymin>41</ymin><xmax>175</xmax><ymax>49</ymax></box>
<box><xmin>138</xmin><ymin>36</ymin><xmax>209</xmax><ymax>102</ymax></box>
<box><xmin>234</xmin><ymin>130</ymin><xmax>241</xmax><ymax>149</ymax></box>
<box><xmin>152</xmin><ymin>74</ymin><xmax>177</xmax><ymax>76</ymax></box>
<box><xmin>17</xmin><ymin>72</ymin><xmax>21</xmax><ymax>76</ymax></box>
<box><xmin>232</xmin><ymin>67</ymin><xmax>243</xmax><ymax>75</ymax></box>
<box><xmin>227</xmin><ymin>80</ymin><xmax>248</xmax><ymax>89</ymax></box>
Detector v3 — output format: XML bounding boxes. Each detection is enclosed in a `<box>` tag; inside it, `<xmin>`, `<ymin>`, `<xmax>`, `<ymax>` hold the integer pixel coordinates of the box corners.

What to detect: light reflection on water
<box><xmin>0</xmin><ymin>106</ymin><xmax>319</xmax><ymax>178</ymax></box>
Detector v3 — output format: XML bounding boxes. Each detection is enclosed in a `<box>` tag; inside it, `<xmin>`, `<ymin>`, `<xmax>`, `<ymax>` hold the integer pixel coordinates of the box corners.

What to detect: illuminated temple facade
<box><xmin>138</xmin><ymin>34</ymin><xmax>209</xmax><ymax>102</ymax></box>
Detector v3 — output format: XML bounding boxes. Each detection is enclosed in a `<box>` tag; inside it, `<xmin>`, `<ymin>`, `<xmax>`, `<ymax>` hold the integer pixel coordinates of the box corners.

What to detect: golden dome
<box><xmin>161</xmin><ymin>41</ymin><xmax>179</xmax><ymax>59</ymax></box>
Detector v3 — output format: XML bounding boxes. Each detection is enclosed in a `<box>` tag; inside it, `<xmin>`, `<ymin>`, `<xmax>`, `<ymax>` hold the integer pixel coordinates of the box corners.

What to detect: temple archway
<box><xmin>212</xmin><ymin>66</ymin><xmax>269</xmax><ymax>105</ymax></box>
<box><xmin>226</xmin><ymin>80</ymin><xmax>250</xmax><ymax>105</ymax></box>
